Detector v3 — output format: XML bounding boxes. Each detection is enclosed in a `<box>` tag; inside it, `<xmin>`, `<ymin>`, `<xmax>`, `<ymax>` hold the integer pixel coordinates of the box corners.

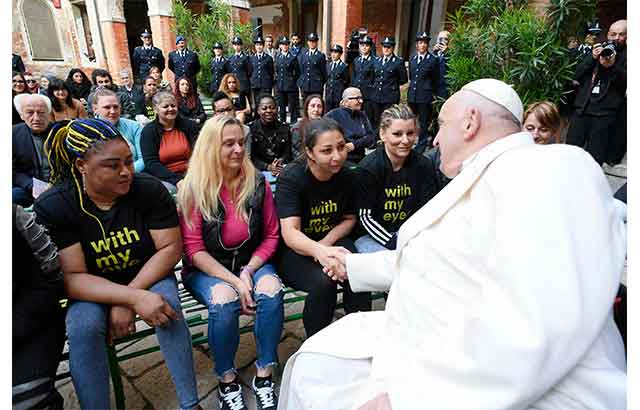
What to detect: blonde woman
<box><xmin>177</xmin><ymin>116</ymin><xmax>283</xmax><ymax>410</ymax></box>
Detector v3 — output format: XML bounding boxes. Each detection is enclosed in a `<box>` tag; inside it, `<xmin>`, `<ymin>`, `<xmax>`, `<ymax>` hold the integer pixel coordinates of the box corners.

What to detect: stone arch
<box><xmin>20</xmin><ymin>0</ymin><xmax>63</xmax><ymax>60</ymax></box>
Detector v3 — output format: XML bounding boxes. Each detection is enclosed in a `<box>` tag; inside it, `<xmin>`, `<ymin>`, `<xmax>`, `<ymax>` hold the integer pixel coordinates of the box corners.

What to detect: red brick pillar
<box><xmin>147</xmin><ymin>0</ymin><xmax>177</xmax><ymax>83</ymax></box>
<box><xmin>330</xmin><ymin>0</ymin><xmax>363</xmax><ymax>47</ymax></box>
<box><xmin>100</xmin><ymin>21</ymin><xmax>132</xmax><ymax>84</ymax></box>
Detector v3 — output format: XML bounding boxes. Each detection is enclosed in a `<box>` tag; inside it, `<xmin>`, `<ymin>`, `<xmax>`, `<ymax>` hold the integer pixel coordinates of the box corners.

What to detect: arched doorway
<box><xmin>123</xmin><ymin>0</ymin><xmax>150</xmax><ymax>68</ymax></box>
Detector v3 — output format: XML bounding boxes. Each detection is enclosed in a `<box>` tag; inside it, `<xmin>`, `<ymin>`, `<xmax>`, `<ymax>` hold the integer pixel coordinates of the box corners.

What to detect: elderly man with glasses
<box><xmin>324</xmin><ymin>87</ymin><xmax>376</xmax><ymax>163</ymax></box>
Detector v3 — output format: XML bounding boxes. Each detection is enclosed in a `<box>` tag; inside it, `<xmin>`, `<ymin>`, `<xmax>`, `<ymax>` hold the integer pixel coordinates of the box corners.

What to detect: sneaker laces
<box><xmin>254</xmin><ymin>382</ymin><xmax>276</xmax><ymax>408</ymax></box>
<box><xmin>220</xmin><ymin>385</ymin><xmax>245</xmax><ymax>410</ymax></box>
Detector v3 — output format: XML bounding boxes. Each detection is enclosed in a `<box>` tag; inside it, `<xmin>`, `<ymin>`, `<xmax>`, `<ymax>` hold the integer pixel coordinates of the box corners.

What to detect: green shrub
<box><xmin>172</xmin><ymin>0</ymin><xmax>253</xmax><ymax>95</ymax></box>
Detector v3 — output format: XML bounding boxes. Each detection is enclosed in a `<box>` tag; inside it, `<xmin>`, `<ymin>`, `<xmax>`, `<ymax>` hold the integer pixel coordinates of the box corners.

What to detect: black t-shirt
<box><xmin>34</xmin><ymin>174</ymin><xmax>178</xmax><ymax>285</ymax></box>
<box><xmin>275</xmin><ymin>159</ymin><xmax>356</xmax><ymax>241</ymax></box>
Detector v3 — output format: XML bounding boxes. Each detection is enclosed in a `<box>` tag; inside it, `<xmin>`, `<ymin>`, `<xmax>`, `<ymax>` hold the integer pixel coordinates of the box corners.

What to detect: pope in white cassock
<box><xmin>277</xmin><ymin>79</ymin><xmax>627</xmax><ymax>410</ymax></box>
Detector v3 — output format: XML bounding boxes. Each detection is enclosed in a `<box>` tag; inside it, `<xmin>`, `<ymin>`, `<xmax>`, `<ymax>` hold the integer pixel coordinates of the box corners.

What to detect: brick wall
<box><xmin>363</xmin><ymin>0</ymin><xmax>397</xmax><ymax>54</ymax></box>
<box><xmin>330</xmin><ymin>0</ymin><xmax>363</xmax><ymax>48</ymax></box>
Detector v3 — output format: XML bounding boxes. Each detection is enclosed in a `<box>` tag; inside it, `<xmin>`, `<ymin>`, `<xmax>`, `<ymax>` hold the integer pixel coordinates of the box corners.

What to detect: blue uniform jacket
<box><xmin>228</xmin><ymin>52</ymin><xmax>252</xmax><ymax>93</ymax></box>
<box><xmin>249</xmin><ymin>53</ymin><xmax>275</xmax><ymax>90</ymax></box>
<box><xmin>132</xmin><ymin>46</ymin><xmax>165</xmax><ymax>79</ymax></box>
<box><xmin>325</xmin><ymin>60</ymin><xmax>349</xmax><ymax>103</ymax></box>
<box><xmin>168</xmin><ymin>49</ymin><xmax>201</xmax><ymax>83</ymax></box>
<box><xmin>325</xmin><ymin>107</ymin><xmax>375</xmax><ymax>162</ymax></box>
<box><xmin>351</xmin><ymin>55</ymin><xmax>376</xmax><ymax>99</ymax></box>
<box><xmin>275</xmin><ymin>52</ymin><xmax>300</xmax><ymax>93</ymax></box>
<box><xmin>297</xmin><ymin>49</ymin><xmax>327</xmax><ymax>93</ymax></box>
<box><xmin>370</xmin><ymin>54</ymin><xmax>408</xmax><ymax>104</ymax></box>
<box><xmin>210</xmin><ymin>56</ymin><xmax>230</xmax><ymax>94</ymax></box>
<box><xmin>407</xmin><ymin>52</ymin><xmax>440</xmax><ymax>104</ymax></box>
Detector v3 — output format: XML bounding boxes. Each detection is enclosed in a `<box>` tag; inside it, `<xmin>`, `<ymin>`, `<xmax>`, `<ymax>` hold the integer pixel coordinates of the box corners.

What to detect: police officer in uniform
<box><xmin>275</xmin><ymin>36</ymin><xmax>301</xmax><ymax>124</ymax></box>
<box><xmin>249</xmin><ymin>36</ymin><xmax>275</xmax><ymax>113</ymax></box>
<box><xmin>351</xmin><ymin>35</ymin><xmax>376</xmax><ymax>127</ymax></box>
<box><xmin>290</xmin><ymin>33</ymin><xmax>303</xmax><ymax>58</ymax></box>
<box><xmin>228</xmin><ymin>35</ymin><xmax>252</xmax><ymax>101</ymax></box>
<box><xmin>209</xmin><ymin>42</ymin><xmax>229</xmax><ymax>94</ymax></box>
<box><xmin>296</xmin><ymin>32</ymin><xmax>327</xmax><ymax>101</ymax></box>
<box><xmin>132</xmin><ymin>29</ymin><xmax>166</xmax><ymax>83</ymax></box>
<box><xmin>325</xmin><ymin>44</ymin><xmax>349</xmax><ymax>112</ymax></box>
<box><xmin>408</xmin><ymin>31</ymin><xmax>440</xmax><ymax>154</ymax></box>
<box><xmin>369</xmin><ymin>36</ymin><xmax>408</xmax><ymax>130</ymax></box>
<box><xmin>168</xmin><ymin>35</ymin><xmax>201</xmax><ymax>89</ymax></box>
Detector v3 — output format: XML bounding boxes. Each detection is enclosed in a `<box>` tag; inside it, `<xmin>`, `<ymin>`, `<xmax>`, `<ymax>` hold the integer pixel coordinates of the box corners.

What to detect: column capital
<box><xmin>96</xmin><ymin>0</ymin><xmax>126</xmax><ymax>23</ymax></box>
<box><xmin>147</xmin><ymin>0</ymin><xmax>174</xmax><ymax>17</ymax></box>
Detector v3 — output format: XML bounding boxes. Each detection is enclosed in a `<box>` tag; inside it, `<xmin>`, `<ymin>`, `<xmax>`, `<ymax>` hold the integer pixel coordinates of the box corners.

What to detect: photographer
<box><xmin>566</xmin><ymin>40</ymin><xmax>626</xmax><ymax>166</ymax></box>
<box><xmin>432</xmin><ymin>30</ymin><xmax>450</xmax><ymax>98</ymax></box>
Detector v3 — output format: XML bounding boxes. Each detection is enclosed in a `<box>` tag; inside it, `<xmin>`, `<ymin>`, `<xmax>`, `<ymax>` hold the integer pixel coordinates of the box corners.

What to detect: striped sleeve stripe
<box><xmin>359</xmin><ymin>208</ymin><xmax>392</xmax><ymax>243</ymax></box>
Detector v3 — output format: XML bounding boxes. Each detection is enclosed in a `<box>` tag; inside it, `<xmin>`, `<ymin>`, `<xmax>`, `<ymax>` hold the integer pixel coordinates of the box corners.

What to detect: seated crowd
<box><xmin>13</xmin><ymin>64</ymin><xmax>573</xmax><ymax>410</ymax></box>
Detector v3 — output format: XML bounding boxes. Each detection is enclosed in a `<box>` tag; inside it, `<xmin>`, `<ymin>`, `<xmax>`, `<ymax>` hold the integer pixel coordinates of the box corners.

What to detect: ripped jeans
<box><xmin>183</xmin><ymin>263</ymin><xmax>284</xmax><ymax>378</ymax></box>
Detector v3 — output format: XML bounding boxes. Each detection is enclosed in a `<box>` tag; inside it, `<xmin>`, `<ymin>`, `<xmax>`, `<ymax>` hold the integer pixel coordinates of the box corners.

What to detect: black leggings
<box><xmin>278</xmin><ymin>238</ymin><xmax>371</xmax><ymax>337</ymax></box>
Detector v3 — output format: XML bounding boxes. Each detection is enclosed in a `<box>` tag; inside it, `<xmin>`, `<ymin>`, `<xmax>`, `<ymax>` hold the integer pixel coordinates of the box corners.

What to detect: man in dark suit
<box><xmin>12</xmin><ymin>94</ymin><xmax>52</xmax><ymax>207</ymax></box>
<box><xmin>249</xmin><ymin>36</ymin><xmax>275</xmax><ymax>112</ymax></box>
<box><xmin>290</xmin><ymin>33</ymin><xmax>303</xmax><ymax>57</ymax></box>
<box><xmin>408</xmin><ymin>31</ymin><xmax>440</xmax><ymax>154</ymax></box>
<box><xmin>351</xmin><ymin>35</ymin><xmax>376</xmax><ymax>126</ymax></box>
<box><xmin>132</xmin><ymin>29</ymin><xmax>165</xmax><ymax>83</ymax></box>
<box><xmin>325</xmin><ymin>44</ymin><xmax>349</xmax><ymax>112</ymax></box>
<box><xmin>274</xmin><ymin>36</ymin><xmax>301</xmax><ymax>124</ymax></box>
<box><xmin>228</xmin><ymin>35</ymin><xmax>252</xmax><ymax>101</ymax></box>
<box><xmin>168</xmin><ymin>35</ymin><xmax>201</xmax><ymax>89</ymax></box>
<box><xmin>297</xmin><ymin>32</ymin><xmax>327</xmax><ymax>101</ymax></box>
<box><xmin>210</xmin><ymin>42</ymin><xmax>229</xmax><ymax>94</ymax></box>
<box><xmin>370</xmin><ymin>36</ymin><xmax>408</xmax><ymax>131</ymax></box>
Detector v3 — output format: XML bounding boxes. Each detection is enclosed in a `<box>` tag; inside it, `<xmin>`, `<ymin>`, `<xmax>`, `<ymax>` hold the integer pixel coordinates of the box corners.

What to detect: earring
<box><xmin>82</xmin><ymin>173</ymin><xmax>87</xmax><ymax>193</ymax></box>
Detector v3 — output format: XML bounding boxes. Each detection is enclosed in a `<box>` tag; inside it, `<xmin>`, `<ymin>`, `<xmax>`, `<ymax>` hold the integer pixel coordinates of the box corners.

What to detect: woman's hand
<box><xmin>236</xmin><ymin>272</ymin><xmax>256</xmax><ymax>315</ymax></box>
<box><xmin>345</xmin><ymin>142</ymin><xmax>355</xmax><ymax>152</ymax></box>
<box><xmin>315</xmin><ymin>245</ymin><xmax>350</xmax><ymax>281</ymax></box>
<box><xmin>108</xmin><ymin>305</ymin><xmax>136</xmax><ymax>343</ymax></box>
<box><xmin>131</xmin><ymin>290</ymin><xmax>179</xmax><ymax>328</ymax></box>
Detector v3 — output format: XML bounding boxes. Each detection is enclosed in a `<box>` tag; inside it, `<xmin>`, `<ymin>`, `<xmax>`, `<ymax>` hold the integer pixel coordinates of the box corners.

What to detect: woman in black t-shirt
<box><xmin>275</xmin><ymin>118</ymin><xmax>371</xmax><ymax>337</ymax></box>
<box><xmin>34</xmin><ymin>118</ymin><xmax>201</xmax><ymax>410</ymax></box>
<box><xmin>356</xmin><ymin>104</ymin><xmax>441</xmax><ymax>252</ymax></box>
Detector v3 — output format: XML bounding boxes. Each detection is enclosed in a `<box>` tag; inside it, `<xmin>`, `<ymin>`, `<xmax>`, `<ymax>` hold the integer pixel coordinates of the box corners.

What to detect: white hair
<box><xmin>14</xmin><ymin>93</ymin><xmax>51</xmax><ymax>114</ymax></box>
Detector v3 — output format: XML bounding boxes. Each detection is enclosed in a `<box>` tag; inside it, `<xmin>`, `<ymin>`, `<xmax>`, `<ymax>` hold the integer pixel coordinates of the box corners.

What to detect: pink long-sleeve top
<box><xmin>179</xmin><ymin>182</ymin><xmax>280</xmax><ymax>272</ymax></box>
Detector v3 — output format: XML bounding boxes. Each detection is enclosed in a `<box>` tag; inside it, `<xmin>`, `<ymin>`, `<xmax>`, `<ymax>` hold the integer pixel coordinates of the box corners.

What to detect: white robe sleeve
<box><xmin>346</xmin><ymin>249</ymin><xmax>396</xmax><ymax>292</ymax></box>
<box><xmin>385</xmin><ymin>149</ymin><xmax>626</xmax><ymax>409</ymax></box>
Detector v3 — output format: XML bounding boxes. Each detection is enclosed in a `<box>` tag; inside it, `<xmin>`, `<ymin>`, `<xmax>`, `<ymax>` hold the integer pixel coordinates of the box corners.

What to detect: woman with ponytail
<box><xmin>34</xmin><ymin>118</ymin><xmax>201</xmax><ymax>410</ymax></box>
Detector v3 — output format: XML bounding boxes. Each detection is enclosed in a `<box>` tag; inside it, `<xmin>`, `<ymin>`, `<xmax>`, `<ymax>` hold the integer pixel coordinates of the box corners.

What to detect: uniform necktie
<box><xmin>332</xmin><ymin>62</ymin><xmax>336</xmax><ymax>71</ymax></box>
<box><xmin>383</xmin><ymin>57</ymin><xmax>387</xmax><ymax>66</ymax></box>
<box><xmin>418</xmin><ymin>55</ymin><xmax>423</xmax><ymax>65</ymax></box>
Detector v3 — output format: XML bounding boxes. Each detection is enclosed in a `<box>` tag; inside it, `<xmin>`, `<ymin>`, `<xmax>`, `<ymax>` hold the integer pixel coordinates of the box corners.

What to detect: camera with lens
<box><xmin>600</xmin><ymin>41</ymin><xmax>617</xmax><ymax>58</ymax></box>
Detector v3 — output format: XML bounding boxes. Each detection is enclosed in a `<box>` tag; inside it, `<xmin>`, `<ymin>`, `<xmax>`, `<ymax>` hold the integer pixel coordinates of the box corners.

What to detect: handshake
<box><xmin>316</xmin><ymin>244</ymin><xmax>351</xmax><ymax>282</ymax></box>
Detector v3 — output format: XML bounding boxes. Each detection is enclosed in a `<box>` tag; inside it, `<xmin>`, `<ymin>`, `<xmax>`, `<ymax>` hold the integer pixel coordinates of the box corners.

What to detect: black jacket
<box><xmin>140</xmin><ymin>115</ymin><xmax>200</xmax><ymax>185</ymax></box>
<box><xmin>247</xmin><ymin>119</ymin><xmax>292</xmax><ymax>171</ymax></box>
<box><xmin>407</xmin><ymin>52</ymin><xmax>440</xmax><ymax>104</ymax></box>
<box><xmin>178</xmin><ymin>96</ymin><xmax>206</xmax><ymax>125</ymax></box>
<box><xmin>370</xmin><ymin>55</ymin><xmax>408</xmax><ymax>104</ymax></box>
<box><xmin>275</xmin><ymin>52</ymin><xmax>300</xmax><ymax>93</ymax></box>
<box><xmin>351</xmin><ymin>55</ymin><xmax>376</xmax><ymax>99</ymax></box>
<box><xmin>210</xmin><ymin>56</ymin><xmax>230</xmax><ymax>94</ymax></box>
<box><xmin>13</xmin><ymin>123</ymin><xmax>52</xmax><ymax>193</ymax></box>
<box><xmin>325</xmin><ymin>59</ymin><xmax>349</xmax><ymax>104</ymax></box>
<box><xmin>12</xmin><ymin>53</ymin><xmax>25</xmax><ymax>74</ymax></box>
<box><xmin>168</xmin><ymin>49</ymin><xmax>201</xmax><ymax>83</ymax></box>
<box><xmin>197</xmin><ymin>174</ymin><xmax>266</xmax><ymax>274</ymax></box>
<box><xmin>249</xmin><ymin>53</ymin><xmax>275</xmax><ymax>90</ymax></box>
<box><xmin>356</xmin><ymin>146</ymin><xmax>441</xmax><ymax>249</ymax></box>
<box><xmin>132</xmin><ymin>46</ymin><xmax>166</xmax><ymax>79</ymax></box>
<box><xmin>297</xmin><ymin>49</ymin><xmax>327</xmax><ymax>93</ymax></box>
<box><xmin>228</xmin><ymin>52</ymin><xmax>252</xmax><ymax>93</ymax></box>
<box><xmin>573</xmin><ymin>54</ymin><xmax>626</xmax><ymax>117</ymax></box>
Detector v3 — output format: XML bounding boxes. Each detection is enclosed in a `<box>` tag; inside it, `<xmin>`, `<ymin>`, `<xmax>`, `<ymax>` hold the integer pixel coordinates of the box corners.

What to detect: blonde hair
<box><xmin>219</xmin><ymin>73</ymin><xmax>241</xmax><ymax>95</ymax></box>
<box><xmin>379</xmin><ymin>104</ymin><xmax>417</xmax><ymax>132</ymax></box>
<box><xmin>523</xmin><ymin>101</ymin><xmax>563</xmax><ymax>143</ymax></box>
<box><xmin>177</xmin><ymin>115</ymin><xmax>256</xmax><ymax>229</ymax></box>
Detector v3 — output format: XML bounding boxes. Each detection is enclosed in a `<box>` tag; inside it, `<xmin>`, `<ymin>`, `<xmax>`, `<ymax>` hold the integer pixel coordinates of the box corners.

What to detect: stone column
<box><xmin>147</xmin><ymin>0</ymin><xmax>176</xmax><ymax>83</ymax></box>
<box><xmin>95</xmin><ymin>0</ymin><xmax>132</xmax><ymax>83</ymax></box>
<box><xmin>329</xmin><ymin>0</ymin><xmax>363</xmax><ymax>47</ymax></box>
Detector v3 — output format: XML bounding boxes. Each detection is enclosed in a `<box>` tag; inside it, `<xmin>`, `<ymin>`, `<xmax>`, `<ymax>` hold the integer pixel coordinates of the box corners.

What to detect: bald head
<box><xmin>434</xmin><ymin>89</ymin><xmax>522</xmax><ymax>178</ymax></box>
<box><xmin>608</xmin><ymin>20</ymin><xmax>627</xmax><ymax>48</ymax></box>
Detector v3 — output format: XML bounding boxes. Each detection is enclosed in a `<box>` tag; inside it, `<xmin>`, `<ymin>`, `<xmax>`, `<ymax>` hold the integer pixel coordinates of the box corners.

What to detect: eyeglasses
<box><xmin>347</xmin><ymin>96</ymin><xmax>363</xmax><ymax>101</ymax></box>
<box><xmin>215</xmin><ymin>107</ymin><xmax>234</xmax><ymax>113</ymax></box>
<box><xmin>26</xmin><ymin>79</ymin><xmax>37</xmax><ymax>84</ymax></box>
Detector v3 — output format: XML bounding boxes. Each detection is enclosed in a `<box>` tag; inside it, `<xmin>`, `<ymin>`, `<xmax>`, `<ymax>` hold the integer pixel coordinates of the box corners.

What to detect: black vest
<box><xmin>201</xmin><ymin>174</ymin><xmax>266</xmax><ymax>274</ymax></box>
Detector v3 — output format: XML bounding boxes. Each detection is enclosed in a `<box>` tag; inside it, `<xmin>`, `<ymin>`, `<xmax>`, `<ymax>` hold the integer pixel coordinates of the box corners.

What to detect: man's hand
<box><xmin>108</xmin><ymin>305</ymin><xmax>136</xmax><ymax>343</ymax></box>
<box><xmin>358</xmin><ymin>393</ymin><xmax>392</xmax><ymax>410</ymax></box>
<box><xmin>345</xmin><ymin>142</ymin><xmax>355</xmax><ymax>153</ymax></box>
<box><xmin>318</xmin><ymin>246</ymin><xmax>349</xmax><ymax>282</ymax></box>
<box><xmin>599</xmin><ymin>54</ymin><xmax>616</xmax><ymax>68</ymax></box>
<box><xmin>131</xmin><ymin>290</ymin><xmax>179</xmax><ymax>328</ymax></box>
<box><xmin>592</xmin><ymin>43</ymin><xmax>603</xmax><ymax>60</ymax></box>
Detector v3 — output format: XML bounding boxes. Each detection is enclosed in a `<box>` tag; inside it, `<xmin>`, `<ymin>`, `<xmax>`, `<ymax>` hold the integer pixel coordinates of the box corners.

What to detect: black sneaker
<box><xmin>218</xmin><ymin>381</ymin><xmax>247</xmax><ymax>410</ymax></box>
<box><xmin>252</xmin><ymin>376</ymin><xmax>278</xmax><ymax>410</ymax></box>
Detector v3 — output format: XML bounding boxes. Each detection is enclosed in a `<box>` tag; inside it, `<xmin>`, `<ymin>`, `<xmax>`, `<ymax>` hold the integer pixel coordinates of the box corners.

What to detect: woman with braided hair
<box><xmin>34</xmin><ymin>118</ymin><xmax>201</xmax><ymax>410</ymax></box>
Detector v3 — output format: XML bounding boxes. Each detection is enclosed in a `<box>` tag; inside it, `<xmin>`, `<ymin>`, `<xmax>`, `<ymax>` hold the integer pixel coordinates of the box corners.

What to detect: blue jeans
<box><xmin>355</xmin><ymin>234</ymin><xmax>389</xmax><ymax>253</ymax></box>
<box><xmin>184</xmin><ymin>263</ymin><xmax>284</xmax><ymax>379</ymax></box>
<box><xmin>65</xmin><ymin>276</ymin><xmax>199</xmax><ymax>410</ymax></box>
